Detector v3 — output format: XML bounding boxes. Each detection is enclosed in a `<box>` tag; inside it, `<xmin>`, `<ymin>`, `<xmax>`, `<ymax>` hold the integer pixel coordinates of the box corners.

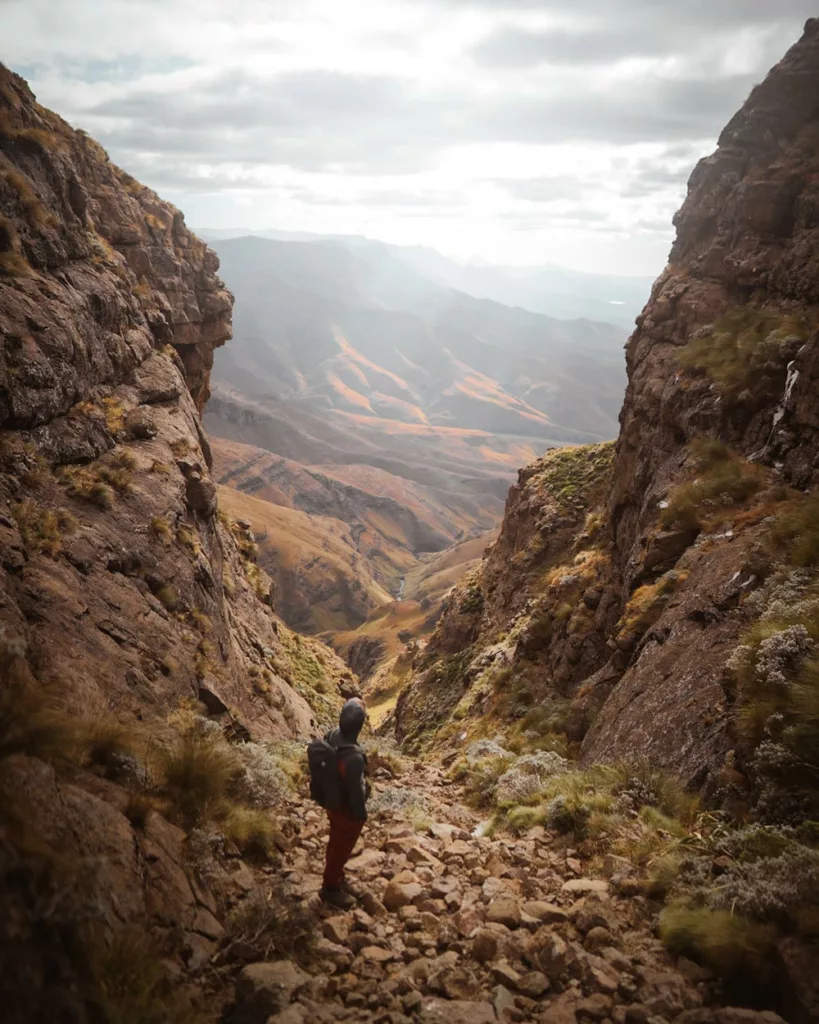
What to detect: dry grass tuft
<box><xmin>0</xmin><ymin>213</ymin><xmax>32</xmax><ymax>276</ymax></box>
<box><xmin>0</xmin><ymin>166</ymin><xmax>55</xmax><ymax>228</ymax></box>
<box><xmin>58</xmin><ymin>465</ymin><xmax>119</xmax><ymax>508</ymax></box>
<box><xmin>102</xmin><ymin>397</ymin><xmax>127</xmax><ymax>437</ymax></box>
<box><xmin>616</xmin><ymin>570</ymin><xmax>688</xmax><ymax>646</ymax></box>
<box><xmin>169</xmin><ymin>437</ymin><xmax>192</xmax><ymax>458</ymax></box>
<box><xmin>161</xmin><ymin>732</ymin><xmax>239</xmax><ymax>827</ymax></box>
<box><xmin>149</xmin><ymin>516</ymin><xmax>172</xmax><ymax>543</ymax></box>
<box><xmin>660</xmin><ymin>904</ymin><xmax>777</xmax><ymax>990</ymax></box>
<box><xmin>88</xmin><ymin>927</ymin><xmax>207</xmax><ymax>1024</ymax></box>
<box><xmin>177</xmin><ymin>524</ymin><xmax>201</xmax><ymax>558</ymax></box>
<box><xmin>221</xmin><ymin>807</ymin><xmax>280</xmax><ymax>864</ymax></box>
<box><xmin>156</xmin><ymin>585</ymin><xmax>181</xmax><ymax>612</ymax></box>
<box><xmin>770</xmin><ymin>491</ymin><xmax>819</xmax><ymax>567</ymax></box>
<box><xmin>679</xmin><ymin>307</ymin><xmax>810</xmax><ymax>401</ymax></box>
<box><xmin>11</xmin><ymin>500</ymin><xmax>76</xmax><ymax>557</ymax></box>
<box><xmin>660</xmin><ymin>440</ymin><xmax>764</xmax><ymax>531</ymax></box>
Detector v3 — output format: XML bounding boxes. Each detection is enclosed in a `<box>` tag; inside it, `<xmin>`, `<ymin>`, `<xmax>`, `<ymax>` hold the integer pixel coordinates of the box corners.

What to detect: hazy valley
<box><xmin>203</xmin><ymin>231</ymin><xmax>632</xmax><ymax>640</ymax></box>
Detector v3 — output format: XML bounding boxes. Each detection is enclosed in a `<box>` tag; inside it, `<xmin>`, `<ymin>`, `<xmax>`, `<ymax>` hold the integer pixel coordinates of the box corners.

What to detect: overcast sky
<box><xmin>2</xmin><ymin>1</ymin><xmax>814</xmax><ymax>276</ymax></box>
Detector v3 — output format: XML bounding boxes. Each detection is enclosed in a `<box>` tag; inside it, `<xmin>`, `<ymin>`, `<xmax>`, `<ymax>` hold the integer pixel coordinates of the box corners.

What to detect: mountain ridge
<box><xmin>196</xmin><ymin>226</ymin><xmax>653</xmax><ymax>329</ymax></box>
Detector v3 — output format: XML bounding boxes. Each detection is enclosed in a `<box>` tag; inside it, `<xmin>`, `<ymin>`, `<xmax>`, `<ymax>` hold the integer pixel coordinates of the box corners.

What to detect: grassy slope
<box><xmin>217</xmin><ymin>485</ymin><xmax>391</xmax><ymax>634</ymax></box>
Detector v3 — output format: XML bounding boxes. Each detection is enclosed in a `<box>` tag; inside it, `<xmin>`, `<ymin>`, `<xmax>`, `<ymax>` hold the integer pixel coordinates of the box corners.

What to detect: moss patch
<box><xmin>678</xmin><ymin>307</ymin><xmax>811</xmax><ymax>402</ymax></box>
<box><xmin>530</xmin><ymin>441</ymin><xmax>616</xmax><ymax>515</ymax></box>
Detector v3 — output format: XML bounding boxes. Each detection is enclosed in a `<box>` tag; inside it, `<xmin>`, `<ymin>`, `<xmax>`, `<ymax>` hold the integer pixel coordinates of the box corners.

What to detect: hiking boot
<box><xmin>320</xmin><ymin>887</ymin><xmax>356</xmax><ymax>910</ymax></box>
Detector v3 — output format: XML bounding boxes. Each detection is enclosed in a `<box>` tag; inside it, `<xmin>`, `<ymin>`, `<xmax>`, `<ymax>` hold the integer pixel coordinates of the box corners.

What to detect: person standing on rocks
<box><xmin>314</xmin><ymin>698</ymin><xmax>370</xmax><ymax>909</ymax></box>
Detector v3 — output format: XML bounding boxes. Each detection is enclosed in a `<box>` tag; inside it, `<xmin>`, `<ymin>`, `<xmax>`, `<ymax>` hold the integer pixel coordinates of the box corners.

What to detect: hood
<box><xmin>339</xmin><ymin>698</ymin><xmax>366</xmax><ymax>741</ymax></box>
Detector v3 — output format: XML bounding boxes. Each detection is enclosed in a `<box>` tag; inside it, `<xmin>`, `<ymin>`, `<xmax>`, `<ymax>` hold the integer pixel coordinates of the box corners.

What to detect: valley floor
<box><xmin>217</xmin><ymin>757</ymin><xmax>788</xmax><ymax>1024</ymax></box>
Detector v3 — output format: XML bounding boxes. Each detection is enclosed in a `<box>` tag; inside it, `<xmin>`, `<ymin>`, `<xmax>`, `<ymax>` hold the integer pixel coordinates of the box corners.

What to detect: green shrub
<box><xmin>732</xmin><ymin>619</ymin><xmax>818</xmax><ymax>747</ymax></box>
<box><xmin>679</xmin><ymin>307</ymin><xmax>809</xmax><ymax>401</ymax></box>
<box><xmin>660</xmin><ymin>904</ymin><xmax>777</xmax><ymax>989</ymax></box>
<box><xmin>457</xmin><ymin>754</ymin><xmax>516</xmax><ymax>809</ymax></box>
<box><xmin>660</xmin><ymin>445</ymin><xmax>764</xmax><ymax>531</ymax></box>
<box><xmin>771</xmin><ymin>492</ymin><xmax>819</xmax><ymax>567</ymax></box>
<box><xmin>531</xmin><ymin>442</ymin><xmax>616</xmax><ymax>514</ymax></box>
<box><xmin>612</xmin><ymin>759</ymin><xmax>699</xmax><ymax>824</ymax></box>
<box><xmin>506</xmin><ymin>805</ymin><xmax>543</xmax><ymax>833</ymax></box>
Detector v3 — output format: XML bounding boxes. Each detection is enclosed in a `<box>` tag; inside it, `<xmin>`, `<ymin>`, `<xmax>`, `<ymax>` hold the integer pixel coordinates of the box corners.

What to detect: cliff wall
<box><xmin>395</xmin><ymin>20</ymin><xmax>819</xmax><ymax>795</ymax></box>
<box><xmin>0</xmin><ymin>65</ymin><xmax>349</xmax><ymax>1020</ymax></box>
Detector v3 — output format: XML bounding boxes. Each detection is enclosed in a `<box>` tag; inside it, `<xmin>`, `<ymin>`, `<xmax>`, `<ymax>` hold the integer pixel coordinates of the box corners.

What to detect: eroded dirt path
<box><xmin>225</xmin><ymin>762</ymin><xmax>787</xmax><ymax>1024</ymax></box>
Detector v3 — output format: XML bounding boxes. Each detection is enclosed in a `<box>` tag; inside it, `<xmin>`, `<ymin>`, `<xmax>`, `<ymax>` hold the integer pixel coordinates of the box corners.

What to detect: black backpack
<box><xmin>307</xmin><ymin>736</ymin><xmax>343</xmax><ymax>810</ymax></box>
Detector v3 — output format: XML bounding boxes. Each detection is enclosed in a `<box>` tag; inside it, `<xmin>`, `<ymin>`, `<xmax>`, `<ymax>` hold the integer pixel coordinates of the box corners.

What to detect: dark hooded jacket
<box><xmin>325</xmin><ymin>700</ymin><xmax>369</xmax><ymax>822</ymax></box>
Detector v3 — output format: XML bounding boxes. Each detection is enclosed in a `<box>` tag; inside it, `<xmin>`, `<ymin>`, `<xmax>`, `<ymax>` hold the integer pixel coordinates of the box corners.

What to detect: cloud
<box><xmin>1</xmin><ymin>0</ymin><xmax>814</xmax><ymax>275</ymax></box>
<box><xmin>471</xmin><ymin>26</ymin><xmax>674</xmax><ymax>68</ymax></box>
<box><xmin>76</xmin><ymin>63</ymin><xmax>760</xmax><ymax>179</ymax></box>
<box><xmin>441</xmin><ymin>0</ymin><xmax>816</xmax><ymax>28</ymax></box>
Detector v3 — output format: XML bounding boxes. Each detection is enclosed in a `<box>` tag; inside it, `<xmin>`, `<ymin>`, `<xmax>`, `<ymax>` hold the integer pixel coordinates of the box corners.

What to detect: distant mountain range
<box><xmin>203</xmin><ymin>230</ymin><xmax>645</xmax><ymax>629</ymax></box>
<box><xmin>197</xmin><ymin>227</ymin><xmax>652</xmax><ymax>329</ymax></box>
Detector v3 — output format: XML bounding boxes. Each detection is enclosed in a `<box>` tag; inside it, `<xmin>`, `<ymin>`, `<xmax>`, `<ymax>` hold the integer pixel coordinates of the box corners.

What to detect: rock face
<box><xmin>0</xmin><ymin>62</ymin><xmax>335</xmax><ymax>740</ymax></box>
<box><xmin>586</xmin><ymin>17</ymin><xmax>819</xmax><ymax>774</ymax></box>
<box><xmin>0</xmin><ymin>63</ymin><xmax>351</xmax><ymax>1021</ymax></box>
<box><xmin>394</xmin><ymin>21</ymin><xmax>819</xmax><ymax>789</ymax></box>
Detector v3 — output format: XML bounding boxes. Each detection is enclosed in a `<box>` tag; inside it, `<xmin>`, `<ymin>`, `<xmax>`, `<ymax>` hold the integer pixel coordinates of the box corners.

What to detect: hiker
<box><xmin>308</xmin><ymin>698</ymin><xmax>370</xmax><ymax>909</ymax></box>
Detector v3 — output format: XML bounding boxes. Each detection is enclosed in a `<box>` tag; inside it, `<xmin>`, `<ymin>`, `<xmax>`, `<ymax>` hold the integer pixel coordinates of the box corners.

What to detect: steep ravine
<box><xmin>394</xmin><ymin>18</ymin><xmax>819</xmax><ymax>785</ymax></box>
<box><xmin>2</xmin><ymin>21</ymin><xmax>819</xmax><ymax>1024</ymax></box>
<box><xmin>389</xmin><ymin>22</ymin><xmax>819</xmax><ymax>1021</ymax></box>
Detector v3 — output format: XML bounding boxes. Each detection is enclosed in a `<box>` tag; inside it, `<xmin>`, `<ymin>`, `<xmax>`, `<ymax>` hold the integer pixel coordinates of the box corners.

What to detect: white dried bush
<box><xmin>708</xmin><ymin>846</ymin><xmax>819</xmax><ymax>921</ymax></box>
<box><xmin>234</xmin><ymin>742</ymin><xmax>288</xmax><ymax>808</ymax></box>
<box><xmin>495</xmin><ymin>751</ymin><xmax>569</xmax><ymax>806</ymax></box>
<box><xmin>466</xmin><ymin>738</ymin><xmax>512</xmax><ymax>762</ymax></box>
<box><xmin>754</xmin><ymin>626</ymin><xmax>813</xmax><ymax>689</ymax></box>
<box><xmin>744</xmin><ymin>569</ymin><xmax>816</xmax><ymax>619</ymax></box>
<box><xmin>369</xmin><ymin>785</ymin><xmax>429</xmax><ymax>817</ymax></box>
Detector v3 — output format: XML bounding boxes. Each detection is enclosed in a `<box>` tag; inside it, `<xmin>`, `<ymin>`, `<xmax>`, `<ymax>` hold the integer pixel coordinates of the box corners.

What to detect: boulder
<box><xmin>384</xmin><ymin>879</ymin><xmax>423</xmax><ymax>912</ymax></box>
<box><xmin>490</xmin><ymin>961</ymin><xmax>521</xmax><ymax>987</ymax></box>
<box><xmin>487</xmin><ymin>898</ymin><xmax>521</xmax><ymax>929</ymax></box>
<box><xmin>493</xmin><ymin>984</ymin><xmax>516</xmax><ymax>1022</ymax></box>
<box><xmin>234</xmin><ymin>961</ymin><xmax>310</xmax><ymax>1022</ymax></box>
<box><xmin>472</xmin><ymin>928</ymin><xmax>500</xmax><ymax>963</ymax></box>
<box><xmin>527</xmin><ymin>929</ymin><xmax>570</xmax><ymax>981</ymax></box>
<box><xmin>419</xmin><ymin>998</ymin><xmax>497</xmax><ymax>1024</ymax></box>
<box><xmin>322</xmin><ymin>916</ymin><xmax>350</xmax><ymax>945</ymax></box>
<box><xmin>561</xmin><ymin>878</ymin><xmax>609</xmax><ymax>896</ymax></box>
<box><xmin>518</xmin><ymin>971</ymin><xmax>550</xmax><ymax>998</ymax></box>
<box><xmin>125</xmin><ymin>404</ymin><xmax>157</xmax><ymax>439</ymax></box>
<box><xmin>185</xmin><ymin>471</ymin><xmax>217</xmax><ymax>518</ymax></box>
<box><xmin>522</xmin><ymin>900</ymin><xmax>569</xmax><ymax>924</ymax></box>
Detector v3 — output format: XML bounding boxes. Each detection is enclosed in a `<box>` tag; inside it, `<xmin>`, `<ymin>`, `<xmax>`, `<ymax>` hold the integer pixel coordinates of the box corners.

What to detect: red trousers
<box><xmin>323</xmin><ymin>808</ymin><xmax>364</xmax><ymax>889</ymax></box>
